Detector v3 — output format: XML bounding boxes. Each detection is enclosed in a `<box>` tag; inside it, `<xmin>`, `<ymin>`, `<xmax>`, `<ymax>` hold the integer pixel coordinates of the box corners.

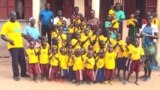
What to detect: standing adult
<box><xmin>70</xmin><ymin>7</ymin><xmax>83</xmax><ymax>24</ymax></box>
<box><xmin>23</xmin><ymin>17</ymin><xmax>41</xmax><ymax>47</ymax></box>
<box><xmin>39</xmin><ymin>2</ymin><xmax>54</xmax><ymax>45</ymax></box>
<box><xmin>87</xmin><ymin>10</ymin><xmax>100</xmax><ymax>33</ymax></box>
<box><xmin>54</xmin><ymin>10</ymin><xmax>67</xmax><ymax>26</ymax></box>
<box><xmin>114</xmin><ymin>3</ymin><xmax>125</xmax><ymax>34</ymax></box>
<box><xmin>1</xmin><ymin>11</ymin><xmax>29</xmax><ymax>81</ymax></box>
<box><xmin>140</xmin><ymin>16</ymin><xmax>159</xmax><ymax>81</ymax></box>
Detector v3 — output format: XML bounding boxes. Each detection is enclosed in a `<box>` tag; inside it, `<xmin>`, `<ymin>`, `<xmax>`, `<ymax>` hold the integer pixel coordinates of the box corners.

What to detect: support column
<box><xmin>157</xmin><ymin>0</ymin><xmax>160</xmax><ymax>61</ymax></box>
<box><xmin>74</xmin><ymin>0</ymin><xmax>85</xmax><ymax>16</ymax></box>
<box><xmin>32</xmin><ymin>0</ymin><xmax>40</xmax><ymax>27</ymax></box>
<box><xmin>92</xmin><ymin>0</ymin><xmax>100</xmax><ymax>19</ymax></box>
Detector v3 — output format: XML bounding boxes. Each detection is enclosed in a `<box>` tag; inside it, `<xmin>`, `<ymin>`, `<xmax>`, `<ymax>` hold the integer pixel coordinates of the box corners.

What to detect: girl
<box><xmin>59</xmin><ymin>47</ymin><xmax>68</xmax><ymax>81</ymax></box>
<box><xmin>84</xmin><ymin>50</ymin><xmax>95</xmax><ymax>84</ymax></box>
<box><xmin>49</xmin><ymin>45</ymin><xmax>59</xmax><ymax>81</ymax></box>
<box><xmin>73</xmin><ymin>49</ymin><xmax>83</xmax><ymax>85</ymax></box>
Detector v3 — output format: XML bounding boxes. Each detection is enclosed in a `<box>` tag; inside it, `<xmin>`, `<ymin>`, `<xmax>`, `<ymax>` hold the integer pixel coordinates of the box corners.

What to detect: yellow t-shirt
<box><xmin>81</xmin><ymin>34</ymin><xmax>91</xmax><ymax>50</ymax></box>
<box><xmin>67</xmin><ymin>56</ymin><xmax>74</xmax><ymax>67</ymax></box>
<box><xmin>114</xmin><ymin>40</ymin><xmax>125</xmax><ymax>58</ymax></box>
<box><xmin>73</xmin><ymin>56</ymin><xmax>83</xmax><ymax>71</ymax></box>
<box><xmin>127</xmin><ymin>18</ymin><xmax>137</xmax><ymax>26</ymax></box>
<box><xmin>99</xmin><ymin>35</ymin><xmax>107</xmax><ymax>42</ymax></box>
<box><xmin>123</xmin><ymin>44</ymin><xmax>134</xmax><ymax>58</ymax></box>
<box><xmin>50</xmin><ymin>54</ymin><xmax>59</xmax><ymax>66</ymax></box>
<box><xmin>0</xmin><ymin>21</ymin><xmax>23</xmax><ymax>49</ymax></box>
<box><xmin>108</xmin><ymin>9</ymin><xmax>115</xmax><ymax>17</ymax></box>
<box><xmin>105</xmin><ymin>51</ymin><xmax>117</xmax><ymax>69</ymax></box>
<box><xmin>59</xmin><ymin>54</ymin><xmax>68</xmax><ymax>69</ymax></box>
<box><xmin>26</xmin><ymin>48</ymin><xmax>39</xmax><ymax>64</ymax></box>
<box><xmin>111</xmin><ymin>19</ymin><xmax>119</xmax><ymax>29</ymax></box>
<box><xmin>39</xmin><ymin>47</ymin><xmax>49</xmax><ymax>64</ymax></box>
<box><xmin>68</xmin><ymin>27</ymin><xmax>74</xmax><ymax>34</ymax></box>
<box><xmin>85</xmin><ymin>57</ymin><xmax>95</xmax><ymax>69</ymax></box>
<box><xmin>96</xmin><ymin>58</ymin><xmax>105</xmax><ymax>69</ymax></box>
<box><xmin>71</xmin><ymin>39</ymin><xmax>81</xmax><ymax>49</ymax></box>
<box><xmin>129</xmin><ymin>46</ymin><xmax>144</xmax><ymax>60</ymax></box>
<box><xmin>152</xmin><ymin>18</ymin><xmax>159</xmax><ymax>28</ymax></box>
<box><xmin>92</xmin><ymin>35</ymin><xmax>100</xmax><ymax>53</ymax></box>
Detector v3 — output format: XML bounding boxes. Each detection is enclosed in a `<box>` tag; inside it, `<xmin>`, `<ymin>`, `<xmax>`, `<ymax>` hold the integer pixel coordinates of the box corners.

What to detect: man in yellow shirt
<box><xmin>0</xmin><ymin>11</ymin><xmax>29</xmax><ymax>81</ymax></box>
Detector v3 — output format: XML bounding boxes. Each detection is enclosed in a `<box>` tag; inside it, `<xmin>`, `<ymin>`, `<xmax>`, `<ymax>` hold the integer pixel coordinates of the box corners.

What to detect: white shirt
<box><xmin>54</xmin><ymin>16</ymin><xmax>67</xmax><ymax>25</ymax></box>
<box><xmin>140</xmin><ymin>24</ymin><xmax>158</xmax><ymax>42</ymax></box>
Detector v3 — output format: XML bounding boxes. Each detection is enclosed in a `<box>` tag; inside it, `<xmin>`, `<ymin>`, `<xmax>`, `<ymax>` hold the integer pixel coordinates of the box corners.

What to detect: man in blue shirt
<box><xmin>39</xmin><ymin>2</ymin><xmax>54</xmax><ymax>45</ymax></box>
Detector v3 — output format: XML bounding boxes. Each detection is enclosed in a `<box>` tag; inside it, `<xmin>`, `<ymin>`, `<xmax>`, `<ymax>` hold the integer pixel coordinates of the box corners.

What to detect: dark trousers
<box><xmin>41</xmin><ymin>25</ymin><xmax>51</xmax><ymax>45</ymax></box>
<box><xmin>9</xmin><ymin>48</ymin><xmax>27</xmax><ymax>77</ymax></box>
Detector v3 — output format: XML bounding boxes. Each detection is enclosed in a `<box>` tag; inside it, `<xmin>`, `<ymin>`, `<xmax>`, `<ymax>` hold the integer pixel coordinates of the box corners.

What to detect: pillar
<box><xmin>92</xmin><ymin>0</ymin><xmax>100</xmax><ymax>19</ymax></box>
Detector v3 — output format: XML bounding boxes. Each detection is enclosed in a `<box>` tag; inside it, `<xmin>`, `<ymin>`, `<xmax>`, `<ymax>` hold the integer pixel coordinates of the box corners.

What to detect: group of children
<box><xmin>25</xmin><ymin>22</ymin><xmax>144</xmax><ymax>85</ymax></box>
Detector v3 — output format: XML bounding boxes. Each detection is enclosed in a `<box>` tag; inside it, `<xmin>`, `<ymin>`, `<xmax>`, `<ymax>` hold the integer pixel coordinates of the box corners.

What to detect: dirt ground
<box><xmin>0</xmin><ymin>57</ymin><xmax>160</xmax><ymax>90</ymax></box>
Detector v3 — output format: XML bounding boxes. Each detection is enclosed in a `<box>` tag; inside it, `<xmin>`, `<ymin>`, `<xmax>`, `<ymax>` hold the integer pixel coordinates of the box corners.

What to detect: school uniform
<box><xmin>95</xmin><ymin>57</ymin><xmax>105</xmax><ymax>82</ymax></box>
<box><xmin>67</xmin><ymin>55</ymin><xmax>74</xmax><ymax>81</ymax></box>
<box><xmin>73</xmin><ymin>56</ymin><xmax>83</xmax><ymax>81</ymax></box>
<box><xmin>114</xmin><ymin>40</ymin><xmax>126</xmax><ymax>70</ymax></box>
<box><xmin>128</xmin><ymin>46</ymin><xmax>144</xmax><ymax>74</ymax></box>
<box><xmin>59</xmin><ymin>54</ymin><xmax>68</xmax><ymax>78</ymax></box>
<box><xmin>84</xmin><ymin>57</ymin><xmax>95</xmax><ymax>82</ymax></box>
<box><xmin>104</xmin><ymin>51</ymin><xmax>117</xmax><ymax>80</ymax></box>
<box><xmin>39</xmin><ymin>46</ymin><xmax>50</xmax><ymax>77</ymax></box>
<box><xmin>26</xmin><ymin>48</ymin><xmax>41</xmax><ymax>75</ymax></box>
<box><xmin>49</xmin><ymin>54</ymin><xmax>59</xmax><ymax>80</ymax></box>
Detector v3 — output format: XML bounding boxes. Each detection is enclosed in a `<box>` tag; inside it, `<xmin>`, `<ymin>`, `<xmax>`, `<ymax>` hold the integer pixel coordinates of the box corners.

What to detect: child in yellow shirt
<box><xmin>71</xmin><ymin>31</ymin><xmax>82</xmax><ymax>49</ymax></box>
<box><xmin>49</xmin><ymin>45</ymin><xmax>59</xmax><ymax>81</ymax></box>
<box><xmin>59</xmin><ymin>47</ymin><xmax>68</xmax><ymax>80</ymax></box>
<box><xmin>95</xmin><ymin>50</ymin><xmax>105</xmax><ymax>83</ymax></box>
<box><xmin>73</xmin><ymin>48</ymin><xmax>83</xmax><ymax>85</ymax></box>
<box><xmin>67</xmin><ymin>48</ymin><xmax>75</xmax><ymax>81</ymax></box>
<box><xmin>114</xmin><ymin>33</ymin><xmax>126</xmax><ymax>81</ymax></box>
<box><xmin>127</xmin><ymin>14</ymin><xmax>138</xmax><ymax>42</ymax></box>
<box><xmin>25</xmin><ymin>40</ymin><xmax>40</xmax><ymax>81</ymax></box>
<box><xmin>126</xmin><ymin>38</ymin><xmax>144</xmax><ymax>85</ymax></box>
<box><xmin>84</xmin><ymin>50</ymin><xmax>95</xmax><ymax>83</ymax></box>
<box><xmin>152</xmin><ymin>13</ymin><xmax>159</xmax><ymax>28</ymax></box>
<box><xmin>104</xmin><ymin>44</ymin><xmax>117</xmax><ymax>84</ymax></box>
<box><xmin>39</xmin><ymin>36</ymin><xmax>50</xmax><ymax>80</ymax></box>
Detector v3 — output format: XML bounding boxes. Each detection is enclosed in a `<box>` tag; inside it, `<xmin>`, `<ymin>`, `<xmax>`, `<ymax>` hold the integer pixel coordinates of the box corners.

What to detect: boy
<box><xmin>39</xmin><ymin>36</ymin><xmax>50</xmax><ymax>80</ymax></box>
<box><xmin>126</xmin><ymin>38</ymin><xmax>144</xmax><ymax>85</ymax></box>
<box><xmin>104</xmin><ymin>44</ymin><xmax>117</xmax><ymax>85</ymax></box>
<box><xmin>25</xmin><ymin>40</ymin><xmax>40</xmax><ymax>81</ymax></box>
<box><xmin>67</xmin><ymin>48</ymin><xmax>75</xmax><ymax>81</ymax></box>
<box><xmin>95</xmin><ymin>50</ymin><xmax>105</xmax><ymax>83</ymax></box>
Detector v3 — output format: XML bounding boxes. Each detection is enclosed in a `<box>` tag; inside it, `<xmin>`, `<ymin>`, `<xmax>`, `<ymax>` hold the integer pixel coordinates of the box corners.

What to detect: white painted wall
<box><xmin>92</xmin><ymin>0</ymin><xmax>100</xmax><ymax>19</ymax></box>
<box><xmin>74</xmin><ymin>0</ymin><xmax>85</xmax><ymax>16</ymax></box>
